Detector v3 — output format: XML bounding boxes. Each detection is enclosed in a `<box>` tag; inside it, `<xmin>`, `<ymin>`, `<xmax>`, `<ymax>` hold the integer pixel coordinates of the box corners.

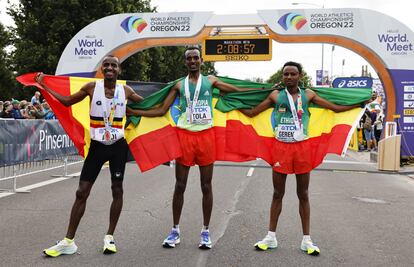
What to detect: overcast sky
<box><xmin>1</xmin><ymin>0</ymin><xmax>413</xmax><ymax>83</ymax></box>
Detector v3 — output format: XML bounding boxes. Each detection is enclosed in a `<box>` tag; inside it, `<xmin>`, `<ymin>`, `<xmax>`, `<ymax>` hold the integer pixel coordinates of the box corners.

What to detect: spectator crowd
<box><xmin>0</xmin><ymin>91</ymin><xmax>56</xmax><ymax>120</ymax></box>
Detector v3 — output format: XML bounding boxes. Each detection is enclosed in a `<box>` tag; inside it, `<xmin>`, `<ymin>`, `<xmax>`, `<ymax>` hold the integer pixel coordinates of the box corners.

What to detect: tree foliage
<box><xmin>9</xmin><ymin>0</ymin><xmax>154</xmax><ymax>76</ymax></box>
<box><xmin>267</xmin><ymin>68</ymin><xmax>313</xmax><ymax>89</ymax></box>
<box><xmin>7</xmin><ymin>0</ymin><xmax>217</xmax><ymax>100</ymax></box>
<box><xmin>0</xmin><ymin>22</ymin><xmax>15</xmax><ymax>100</ymax></box>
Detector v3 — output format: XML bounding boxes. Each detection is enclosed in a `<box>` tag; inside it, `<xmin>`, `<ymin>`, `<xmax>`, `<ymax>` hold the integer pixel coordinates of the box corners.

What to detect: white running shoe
<box><xmin>199</xmin><ymin>230</ymin><xmax>212</xmax><ymax>249</ymax></box>
<box><xmin>163</xmin><ymin>229</ymin><xmax>180</xmax><ymax>248</ymax></box>
<box><xmin>301</xmin><ymin>239</ymin><xmax>320</xmax><ymax>255</ymax></box>
<box><xmin>254</xmin><ymin>235</ymin><xmax>278</xmax><ymax>251</ymax></box>
<box><xmin>103</xmin><ymin>234</ymin><xmax>117</xmax><ymax>254</ymax></box>
<box><xmin>43</xmin><ymin>238</ymin><xmax>78</xmax><ymax>257</ymax></box>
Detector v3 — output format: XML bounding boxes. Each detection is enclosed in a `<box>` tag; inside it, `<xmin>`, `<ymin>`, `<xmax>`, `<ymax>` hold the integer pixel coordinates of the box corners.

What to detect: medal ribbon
<box><xmin>286</xmin><ymin>88</ymin><xmax>303</xmax><ymax>131</ymax></box>
<box><xmin>184</xmin><ymin>74</ymin><xmax>202</xmax><ymax>123</ymax></box>
<box><xmin>103</xmin><ymin>84</ymin><xmax>120</xmax><ymax>130</ymax></box>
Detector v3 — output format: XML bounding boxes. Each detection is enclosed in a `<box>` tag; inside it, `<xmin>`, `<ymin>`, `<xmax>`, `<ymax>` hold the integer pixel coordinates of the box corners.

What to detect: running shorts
<box><xmin>176</xmin><ymin>128</ymin><xmax>215</xmax><ymax>166</ymax></box>
<box><xmin>271</xmin><ymin>139</ymin><xmax>316</xmax><ymax>174</ymax></box>
<box><xmin>80</xmin><ymin>138</ymin><xmax>128</xmax><ymax>183</ymax></box>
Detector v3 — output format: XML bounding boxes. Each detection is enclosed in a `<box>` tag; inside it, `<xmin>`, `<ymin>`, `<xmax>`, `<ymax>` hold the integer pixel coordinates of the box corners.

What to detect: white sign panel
<box><xmin>404</xmin><ymin>101</ymin><xmax>414</xmax><ymax>108</ymax></box>
<box><xmin>404</xmin><ymin>93</ymin><xmax>414</xmax><ymax>100</ymax></box>
<box><xmin>56</xmin><ymin>12</ymin><xmax>213</xmax><ymax>76</ymax></box>
<box><xmin>258</xmin><ymin>9</ymin><xmax>414</xmax><ymax>69</ymax></box>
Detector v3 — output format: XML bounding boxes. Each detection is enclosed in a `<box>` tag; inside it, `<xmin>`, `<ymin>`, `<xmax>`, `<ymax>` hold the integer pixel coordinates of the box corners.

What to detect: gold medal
<box><xmin>104</xmin><ymin>130</ymin><xmax>111</xmax><ymax>141</ymax></box>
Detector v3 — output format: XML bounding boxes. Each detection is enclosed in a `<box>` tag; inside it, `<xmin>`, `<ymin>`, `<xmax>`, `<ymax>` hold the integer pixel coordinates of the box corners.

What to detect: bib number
<box><xmin>186</xmin><ymin>106</ymin><xmax>212</xmax><ymax>124</ymax></box>
<box><xmin>275</xmin><ymin>124</ymin><xmax>305</xmax><ymax>143</ymax></box>
<box><xmin>95</xmin><ymin>128</ymin><xmax>122</xmax><ymax>144</ymax></box>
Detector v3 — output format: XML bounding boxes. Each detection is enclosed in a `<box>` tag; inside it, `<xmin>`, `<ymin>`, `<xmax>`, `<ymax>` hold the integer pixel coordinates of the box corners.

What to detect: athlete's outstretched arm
<box><xmin>208</xmin><ymin>76</ymin><xmax>258</xmax><ymax>93</ymax></box>
<box><xmin>127</xmin><ymin>83</ymin><xmax>179</xmax><ymax>117</ymax></box>
<box><xmin>307</xmin><ymin>89</ymin><xmax>362</xmax><ymax>113</ymax></box>
<box><xmin>35</xmin><ymin>72</ymin><xmax>91</xmax><ymax>106</ymax></box>
<box><xmin>124</xmin><ymin>85</ymin><xmax>144</xmax><ymax>103</ymax></box>
<box><xmin>239</xmin><ymin>90</ymin><xmax>278</xmax><ymax>117</ymax></box>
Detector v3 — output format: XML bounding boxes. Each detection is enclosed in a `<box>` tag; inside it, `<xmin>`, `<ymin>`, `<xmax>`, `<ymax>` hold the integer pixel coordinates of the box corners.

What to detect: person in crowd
<box><xmin>32</xmin><ymin>102</ymin><xmax>46</xmax><ymax>119</ymax></box>
<box><xmin>1</xmin><ymin>101</ymin><xmax>13</xmax><ymax>118</ymax></box>
<box><xmin>362</xmin><ymin>108</ymin><xmax>377</xmax><ymax>151</ymax></box>
<box><xmin>128</xmin><ymin>46</ymin><xmax>255</xmax><ymax>250</ymax></box>
<box><xmin>25</xmin><ymin>104</ymin><xmax>37</xmax><ymax>119</ymax></box>
<box><xmin>0</xmin><ymin>101</ymin><xmax>3</xmax><ymax>113</ymax></box>
<box><xmin>238</xmin><ymin>61</ymin><xmax>365</xmax><ymax>256</ymax></box>
<box><xmin>31</xmin><ymin>91</ymin><xmax>41</xmax><ymax>105</ymax></box>
<box><xmin>35</xmin><ymin>55</ymin><xmax>144</xmax><ymax>257</ymax></box>
<box><xmin>373</xmin><ymin>105</ymin><xmax>384</xmax><ymax>143</ymax></box>
<box><xmin>19</xmin><ymin>100</ymin><xmax>30</xmax><ymax>119</ymax></box>
<box><xmin>10</xmin><ymin>99</ymin><xmax>24</xmax><ymax>119</ymax></box>
<box><xmin>42</xmin><ymin>100</ymin><xmax>56</xmax><ymax>119</ymax></box>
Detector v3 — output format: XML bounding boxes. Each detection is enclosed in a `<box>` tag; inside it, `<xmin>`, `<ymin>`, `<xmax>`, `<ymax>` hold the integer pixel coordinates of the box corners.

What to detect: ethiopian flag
<box><xmin>126</xmin><ymin>77</ymin><xmax>271</xmax><ymax>169</ymax></box>
<box><xmin>215</xmin><ymin>87</ymin><xmax>371</xmax><ymax>173</ymax></box>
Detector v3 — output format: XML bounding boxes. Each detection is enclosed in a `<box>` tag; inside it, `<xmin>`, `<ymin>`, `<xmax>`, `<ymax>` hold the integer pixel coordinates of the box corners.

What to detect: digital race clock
<box><xmin>202</xmin><ymin>35</ymin><xmax>272</xmax><ymax>61</ymax></box>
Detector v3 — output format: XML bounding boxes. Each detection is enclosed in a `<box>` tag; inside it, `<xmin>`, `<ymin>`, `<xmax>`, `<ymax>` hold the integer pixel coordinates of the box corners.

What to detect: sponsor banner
<box><xmin>404</xmin><ymin>93</ymin><xmax>414</xmax><ymax>100</ymax></box>
<box><xmin>56</xmin><ymin>12</ymin><xmax>213</xmax><ymax>76</ymax></box>
<box><xmin>404</xmin><ymin>85</ymin><xmax>414</xmax><ymax>92</ymax></box>
<box><xmin>389</xmin><ymin>69</ymin><xmax>414</xmax><ymax>157</ymax></box>
<box><xmin>403</xmin><ymin>109</ymin><xmax>414</xmax><ymax>116</ymax></box>
<box><xmin>332</xmin><ymin>77</ymin><xmax>373</xmax><ymax>88</ymax></box>
<box><xmin>0</xmin><ymin>120</ymin><xmax>78</xmax><ymax>166</ymax></box>
<box><xmin>316</xmin><ymin>70</ymin><xmax>329</xmax><ymax>86</ymax></box>
<box><xmin>258</xmin><ymin>9</ymin><xmax>414</xmax><ymax>69</ymax></box>
<box><xmin>404</xmin><ymin>101</ymin><xmax>414</xmax><ymax>108</ymax></box>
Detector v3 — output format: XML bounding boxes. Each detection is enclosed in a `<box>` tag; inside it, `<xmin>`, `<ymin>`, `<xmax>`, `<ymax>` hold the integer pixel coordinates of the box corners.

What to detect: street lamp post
<box><xmin>292</xmin><ymin>2</ymin><xmax>325</xmax><ymax>84</ymax></box>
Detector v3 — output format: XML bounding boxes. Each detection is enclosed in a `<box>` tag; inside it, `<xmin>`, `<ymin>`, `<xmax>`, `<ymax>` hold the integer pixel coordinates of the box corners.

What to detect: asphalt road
<box><xmin>1</xmin><ymin>154</ymin><xmax>414</xmax><ymax>266</ymax></box>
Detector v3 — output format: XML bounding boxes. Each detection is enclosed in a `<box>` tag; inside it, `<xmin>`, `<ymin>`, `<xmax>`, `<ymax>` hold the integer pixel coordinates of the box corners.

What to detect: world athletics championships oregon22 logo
<box><xmin>120</xmin><ymin>16</ymin><xmax>148</xmax><ymax>33</ymax></box>
<box><xmin>278</xmin><ymin>13</ymin><xmax>307</xmax><ymax>31</ymax></box>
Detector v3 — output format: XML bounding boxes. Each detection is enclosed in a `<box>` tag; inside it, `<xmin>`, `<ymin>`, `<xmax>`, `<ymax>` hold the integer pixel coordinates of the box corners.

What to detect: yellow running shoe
<box><xmin>301</xmin><ymin>239</ymin><xmax>320</xmax><ymax>256</ymax></box>
<box><xmin>254</xmin><ymin>235</ymin><xmax>278</xmax><ymax>251</ymax></box>
<box><xmin>43</xmin><ymin>238</ymin><xmax>77</xmax><ymax>257</ymax></box>
<box><xmin>103</xmin><ymin>235</ymin><xmax>117</xmax><ymax>254</ymax></box>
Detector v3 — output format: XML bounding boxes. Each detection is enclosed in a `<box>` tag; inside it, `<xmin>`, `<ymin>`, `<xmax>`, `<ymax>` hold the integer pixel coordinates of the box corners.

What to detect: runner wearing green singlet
<box><xmin>240</xmin><ymin>61</ymin><xmax>365</xmax><ymax>255</ymax></box>
<box><xmin>128</xmin><ymin>46</ymin><xmax>255</xmax><ymax>249</ymax></box>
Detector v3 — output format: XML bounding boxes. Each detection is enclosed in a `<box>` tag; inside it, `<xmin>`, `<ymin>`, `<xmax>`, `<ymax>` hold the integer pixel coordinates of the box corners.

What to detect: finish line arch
<box><xmin>56</xmin><ymin>9</ymin><xmax>414</xmax><ymax>157</ymax></box>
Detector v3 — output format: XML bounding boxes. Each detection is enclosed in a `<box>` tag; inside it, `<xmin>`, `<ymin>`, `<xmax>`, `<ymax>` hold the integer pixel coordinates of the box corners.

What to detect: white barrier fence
<box><xmin>0</xmin><ymin>155</ymin><xmax>83</xmax><ymax>193</ymax></box>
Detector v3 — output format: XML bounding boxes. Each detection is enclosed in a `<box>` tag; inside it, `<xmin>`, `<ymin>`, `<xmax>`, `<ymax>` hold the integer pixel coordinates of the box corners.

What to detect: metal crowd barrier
<box><xmin>0</xmin><ymin>155</ymin><xmax>83</xmax><ymax>193</ymax></box>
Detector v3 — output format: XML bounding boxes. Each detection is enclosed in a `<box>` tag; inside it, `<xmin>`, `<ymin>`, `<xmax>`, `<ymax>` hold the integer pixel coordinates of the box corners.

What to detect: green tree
<box><xmin>8</xmin><ymin>0</ymin><xmax>217</xmax><ymax>99</ymax></box>
<box><xmin>0</xmin><ymin>22</ymin><xmax>15</xmax><ymax>100</ymax></box>
<box><xmin>267</xmin><ymin>68</ymin><xmax>312</xmax><ymax>89</ymax></box>
<box><xmin>8</xmin><ymin>1</ymin><xmax>155</xmax><ymax>99</ymax></box>
<box><xmin>9</xmin><ymin>0</ymin><xmax>153</xmax><ymax>76</ymax></box>
<box><xmin>121</xmin><ymin>46</ymin><xmax>217</xmax><ymax>82</ymax></box>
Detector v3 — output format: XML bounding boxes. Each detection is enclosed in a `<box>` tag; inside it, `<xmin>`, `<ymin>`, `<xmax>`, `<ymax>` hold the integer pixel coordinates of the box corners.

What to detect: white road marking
<box><xmin>246</xmin><ymin>167</ymin><xmax>255</xmax><ymax>177</ymax></box>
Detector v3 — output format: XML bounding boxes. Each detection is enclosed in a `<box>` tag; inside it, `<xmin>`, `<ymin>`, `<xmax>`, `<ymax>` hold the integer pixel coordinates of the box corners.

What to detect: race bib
<box><xmin>186</xmin><ymin>106</ymin><xmax>212</xmax><ymax>124</ymax></box>
<box><xmin>95</xmin><ymin>128</ymin><xmax>123</xmax><ymax>145</ymax></box>
<box><xmin>275</xmin><ymin>124</ymin><xmax>306</xmax><ymax>143</ymax></box>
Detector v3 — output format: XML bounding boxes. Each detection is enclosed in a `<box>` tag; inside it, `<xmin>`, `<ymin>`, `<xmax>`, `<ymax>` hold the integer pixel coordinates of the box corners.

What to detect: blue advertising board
<box><xmin>332</xmin><ymin>77</ymin><xmax>373</xmax><ymax>88</ymax></box>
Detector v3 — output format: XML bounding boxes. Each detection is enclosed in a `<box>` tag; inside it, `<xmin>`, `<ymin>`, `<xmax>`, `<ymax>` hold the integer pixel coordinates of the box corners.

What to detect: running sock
<box><xmin>267</xmin><ymin>231</ymin><xmax>276</xmax><ymax>238</ymax></box>
<box><xmin>202</xmin><ymin>226</ymin><xmax>209</xmax><ymax>231</ymax></box>
<box><xmin>303</xmin><ymin>235</ymin><xmax>311</xmax><ymax>242</ymax></box>
<box><xmin>64</xmin><ymin>237</ymin><xmax>74</xmax><ymax>243</ymax></box>
<box><xmin>173</xmin><ymin>225</ymin><xmax>180</xmax><ymax>233</ymax></box>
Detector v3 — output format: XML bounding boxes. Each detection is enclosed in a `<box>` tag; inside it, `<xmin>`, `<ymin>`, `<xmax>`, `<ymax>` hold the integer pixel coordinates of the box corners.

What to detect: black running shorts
<box><xmin>80</xmin><ymin>138</ymin><xmax>128</xmax><ymax>183</ymax></box>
